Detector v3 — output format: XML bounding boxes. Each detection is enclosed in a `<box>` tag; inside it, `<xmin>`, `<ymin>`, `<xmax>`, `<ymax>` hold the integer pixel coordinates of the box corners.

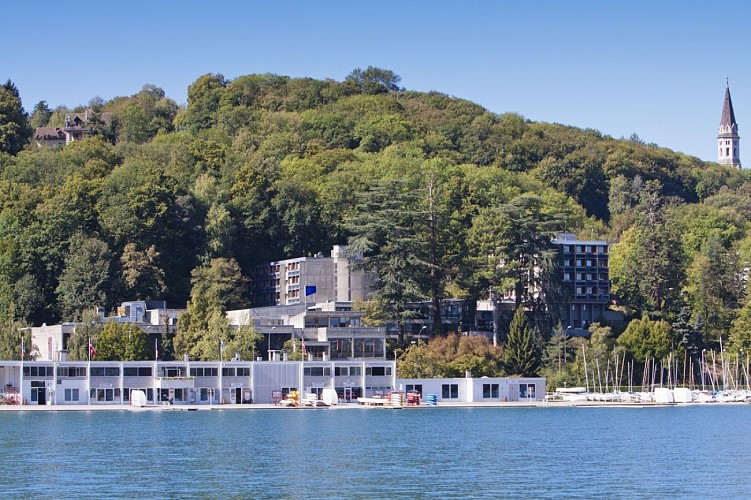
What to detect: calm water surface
<box><xmin>1</xmin><ymin>406</ymin><xmax>750</xmax><ymax>499</ymax></box>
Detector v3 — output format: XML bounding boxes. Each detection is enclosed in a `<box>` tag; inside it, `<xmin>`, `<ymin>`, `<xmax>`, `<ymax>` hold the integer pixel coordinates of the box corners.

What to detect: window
<box><xmin>236</xmin><ymin>367</ymin><xmax>250</xmax><ymax>377</ymax></box>
<box><xmin>350</xmin><ymin>366</ymin><xmax>362</xmax><ymax>376</ymax></box>
<box><xmin>335</xmin><ymin>367</ymin><xmax>349</xmax><ymax>377</ymax></box>
<box><xmin>90</xmin><ymin>367</ymin><xmax>119</xmax><ymax>377</ymax></box>
<box><xmin>57</xmin><ymin>366</ymin><xmax>86</xmax><ymax>378</ymax></box>
<box><xmin>441</xmin><ymin>384</ymin><xmax>458</xmax><ymax>399</ymax></box>
<box><xmin>303</xmin><ymin>367</ymin><xmax>331</xmax><ymax>377</ymax></box>
<box><xmin>483</xmin><ymin>384</ymin><xmax>499</xmax><ymax>399</ymax></box>
<box><xmin>406</xmin><ymin>384</ymin><xmax>423</xmax><ymax>394</ymax></box>
<box><xmin>365</xmin><ymin>366</ymin><xmax>392</xmax><ymax>376</ymax></box>
<box><xmin>519</xmin><ymin>384</ymin><xmax>536</xmax><ymax>399</ymax></box>
<box><xmin>23</xmin><ymin>366</ymin><xmax>53</xmax><ymax>377</ymax></box>
<box><xmin>125</xmin><ymin>367</ymin><xmax>153</xmax><ymax>377</ymax></box>
<box><xmin>222</xmin><ymin>367</ymin><xmax>236</xmax><ymax>377</ymax></box>
<box><xmin>563</xmin><ymin>273</ymin><xmax>570</xmax><ymax>282</ymax></box>
<box><xmin>64</xmin><ymin>388</ymin><xmax>79</xmax><ymax>402</ymax></box>
<box><xmin>190</xmin><ymin>367</ymin><xmax>218</xmax><ymax>377</ymax></box>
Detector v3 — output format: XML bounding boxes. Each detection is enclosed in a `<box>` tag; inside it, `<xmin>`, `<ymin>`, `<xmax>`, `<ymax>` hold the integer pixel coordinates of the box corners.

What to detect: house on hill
<box><xmin>34</xmin><ymin>109</ymin><xmax>113</xmax><ymax>147</ymax></box>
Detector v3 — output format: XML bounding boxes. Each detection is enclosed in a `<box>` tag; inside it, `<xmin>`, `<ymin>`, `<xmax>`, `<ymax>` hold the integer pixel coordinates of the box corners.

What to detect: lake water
<box><xmin>1</xmin><ymin>405</ymin><xmax>750</xmax><ymax>499</ymax></box>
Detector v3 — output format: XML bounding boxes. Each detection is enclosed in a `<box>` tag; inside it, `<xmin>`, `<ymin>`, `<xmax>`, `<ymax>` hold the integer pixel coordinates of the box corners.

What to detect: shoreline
<box><xmin>2</xmin><ymin>400</ymin><xmax>749</xmax><ymax>412</ymax></box>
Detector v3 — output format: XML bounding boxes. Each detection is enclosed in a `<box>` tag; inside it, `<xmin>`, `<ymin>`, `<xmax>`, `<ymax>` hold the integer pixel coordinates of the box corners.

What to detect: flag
<box><xmin>89</xmin><ymin>340</ymin><xmax>96</xmax><ymax>359</ymax></box>
<box><xmin>21</xmin><ymin>338</ymin><xmax>25</xmax><ymax>360</ymax></box>
<box><xmin>155</xmin><ymin>338</ymin><xmax>159</xmax><ymax>361</ymax></box>
<box><xmin>305</xmin><ymin>285</ymin><xmax>317</xmax><ymax>296</ymax></box>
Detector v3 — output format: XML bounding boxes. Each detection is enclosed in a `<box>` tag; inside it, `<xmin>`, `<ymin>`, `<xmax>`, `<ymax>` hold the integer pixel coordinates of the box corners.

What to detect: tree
<box><xmin>55</xmin><ymin>234</ymin><xmax>113</xmax><ymax>321</ymax></box>
<box><xmin>609</xmin><ymin>182</ymin><xmax>685</xmax><ymax>317</ymax></box>
<box><xmin>344</xmin><ymin>66</ymin><xmax>402</xmax><ymax>94</ymax></box>
<box><xmin>616</xmin><ymin>315</ymin><xmax>672</xmax><ymax>363</ymax></box>
<box><xmin>121</xmin><ymin>243</ymin><xmax>166</xmax><ymax>300</ymax></box>
<box><xmin>0</xmin><ymin>80</ymin><xmax>31</xmax><ymax>155</ymax></box>
<box><xmin>541</xmin><ymin>323</ymin><xmax>575</xmax><ymax>389</ymax></box>
<box><xmin>29</xmin><ymin>100</ymin><xmax>53</xmax><ymax>128</ymax></box>
<box><xmin>467</xmin><ymin>194</ymin><xmax>568</xmax><ymax>340</ymax></box>
<box><xmin>729</xmin><ymin>301</ymin><xmax>751</xmax><ymax>351</ymax></box>
<box><xmin>346</xmin><ymin>180</ymin><xmax>426</xmax><ymax>340</ymax></box>
<box><xmin>173</xmin><ymin>258</ymin><xmax>247</xmax><ymax>360</ymax></box>
<box><xmin>0</xmin><ymin>299</ymin><xmax>32</xmax><ymax>360</ymax></box>
<box><xmin>395</xmin><ymin>333</ymin><xmax>503</xmax><ymax>378</ymax></box>
<box><xmin>503</xmin><ymin>308</ymin><xmax>542</xmax><ymax>376</ymax></box>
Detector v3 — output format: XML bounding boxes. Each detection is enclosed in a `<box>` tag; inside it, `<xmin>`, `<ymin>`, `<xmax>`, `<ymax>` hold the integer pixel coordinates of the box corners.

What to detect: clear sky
<box><xmin>2</xmin><ymin>1</ymin><xmax>748</xmax><ymax>162</ymax></box>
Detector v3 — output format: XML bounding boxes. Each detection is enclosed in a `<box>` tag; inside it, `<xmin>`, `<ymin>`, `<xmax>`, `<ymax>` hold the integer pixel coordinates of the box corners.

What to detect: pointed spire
<box><xmin>720</xmin><ymin>84</ymin><xmax>737</xmax><ymax>128</ymax></box>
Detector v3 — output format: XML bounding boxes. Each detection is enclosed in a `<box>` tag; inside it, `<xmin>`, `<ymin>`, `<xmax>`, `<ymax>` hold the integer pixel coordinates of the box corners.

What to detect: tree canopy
<box><xmin>0</xmin><ymin>69</ymin><xmax>750</xmax><ymax>375</ymax></box>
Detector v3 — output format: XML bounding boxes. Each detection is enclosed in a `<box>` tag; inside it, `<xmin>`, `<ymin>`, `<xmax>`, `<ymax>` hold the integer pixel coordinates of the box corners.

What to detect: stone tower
<box><xmin>718</xmin><ymin>85</ymin><xmax>741</xmax><ymax>168</ymax></box>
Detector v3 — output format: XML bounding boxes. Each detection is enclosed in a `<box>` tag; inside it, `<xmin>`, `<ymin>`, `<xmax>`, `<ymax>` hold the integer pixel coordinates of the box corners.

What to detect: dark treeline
<box><xmin>2</xmin><ymin>69</ymin><xmax>751</xmax><ymax>382</ymax></box>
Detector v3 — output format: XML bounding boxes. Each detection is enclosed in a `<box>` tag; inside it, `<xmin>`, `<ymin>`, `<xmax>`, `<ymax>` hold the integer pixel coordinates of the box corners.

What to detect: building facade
<box><xmin>718</xmin><ymin>84</ymin><xmax>741</xmax><ymax>168</ymax></box>
<box><xmin>249</xmin><ymin>245</ymin><xmax>369</xmax><ymax>307</ymax></box>
<box><xmin>0</xmin><ymin>359</ymin><xmax>396</xmax><ymax>406</ymax></box>
<box><xmin>552</xmin><ymin>233</ymin><xmax>611</xmax><ymax>332</ymax></box>
<box><xmin>0</xmin><ymin>359</ymin><xmax>545</xmax><ymax>406</ymax></box>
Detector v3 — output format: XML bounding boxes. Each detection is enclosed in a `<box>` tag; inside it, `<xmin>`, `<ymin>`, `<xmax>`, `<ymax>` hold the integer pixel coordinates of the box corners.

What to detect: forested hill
<box><xmin>1</xmin><ymin>69</ymin><xmax>750</xmax><ymax>350</ymax></box>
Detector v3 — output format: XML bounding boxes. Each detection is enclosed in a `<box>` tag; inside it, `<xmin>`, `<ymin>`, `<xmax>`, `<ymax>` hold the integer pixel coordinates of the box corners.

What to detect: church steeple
<box><xmin>718</xmin><ymin>83</ymin><xmax>741</xmax><ymax>168</ymax></box>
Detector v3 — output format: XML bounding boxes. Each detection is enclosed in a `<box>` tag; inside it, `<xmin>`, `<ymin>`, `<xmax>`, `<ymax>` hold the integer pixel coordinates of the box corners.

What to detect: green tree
<box><xmin>174</xmin><ymin>258</ymin><xmax>247</xmax><ymax>360</ymax></box>
<box><xmin>616</xmin><ymin>315</ymin><xmax>672</xmax><ymax>363</ymax></box>
<box><xmin>120</xmin><ymin>243</ymin><xmax>166</xmax><ymax>300</ymax></box>
<box><xmin>55</xmin><ymin>234</ymin><xmax>113</xmax><ymax>321</ymax></box>
<box><xmin>729</xmin><ymin>301</ymin><xmax>751</xmax><ymax>351</ymax></box>
<box><xmin>610</xmin><ymin>182</ymin><xmax>685</xmax><ymax>317</ymax></box>
<box><xmin>467</xmin><ymin>194</ymin><xmax>568</xmax><ymax>339</ymax></box>
<box><xmin>346</xmin><ymin>179</ymin><xmax>426</xmax><ymax>340</ymax></box>
<box><xmin>344</xmin><ymin>66</ymin><xmax>402</xmax><ymax>94</ymax></box>
<box><xmin>503</xmin><ymin>308</ymin><xmax>542</xmax><ymax>376</ymax></box>
<box><xmin>29</xmin><ymin>100</ymin><xmax>52</xmax><ymax>128</ymax></box>
<box><xmin>0</xmin><ymin>80</ymin><xmax>32</xmax><ymax>155</ymax></box>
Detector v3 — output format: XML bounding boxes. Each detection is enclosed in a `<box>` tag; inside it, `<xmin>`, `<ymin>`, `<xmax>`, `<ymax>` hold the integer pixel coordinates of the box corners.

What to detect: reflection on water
<box><xmin>1</xmin><ymin>406</ymin><xmax>751</xmax><ymax>498</ymax></box>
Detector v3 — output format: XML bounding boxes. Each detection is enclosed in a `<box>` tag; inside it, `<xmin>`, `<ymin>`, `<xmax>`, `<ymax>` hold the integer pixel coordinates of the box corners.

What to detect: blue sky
<box><xmin>2</xmin><ymin>1</ymin><xmax>748</xmax><ymax>161</ymax></box>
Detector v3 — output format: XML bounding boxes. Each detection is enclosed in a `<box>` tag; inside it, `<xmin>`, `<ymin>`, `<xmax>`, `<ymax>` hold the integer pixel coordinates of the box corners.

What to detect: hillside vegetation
<box><xmin>2</xmin><ymin>69</ymin><xmax>751</xmax><ymax>377</ymax></box>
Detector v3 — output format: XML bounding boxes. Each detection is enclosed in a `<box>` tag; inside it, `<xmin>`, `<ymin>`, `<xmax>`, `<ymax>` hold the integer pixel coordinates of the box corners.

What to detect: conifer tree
<box><xmin>504</xmin><ymin>308</ymin><xmax>542</xmax><ymax>376</ymax></box>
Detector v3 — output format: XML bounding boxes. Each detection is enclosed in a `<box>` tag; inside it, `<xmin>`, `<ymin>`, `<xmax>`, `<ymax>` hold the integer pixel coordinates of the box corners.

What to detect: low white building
<box><xmin>397</xmin><ymin>377</ymin><xmax>546</xmax><ymax>403</ymax></box>
<box><xmin>0</xmin><ymin>359</ymin><xmax>396</xmax><ymax>406</ymax></box>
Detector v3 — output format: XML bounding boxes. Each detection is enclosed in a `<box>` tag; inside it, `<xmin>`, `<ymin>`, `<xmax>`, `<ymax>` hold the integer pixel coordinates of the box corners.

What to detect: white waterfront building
<box><xmin>0</xmin><ymin>359</ymin><xmax>545</xmax><ymax>406</ymax></box>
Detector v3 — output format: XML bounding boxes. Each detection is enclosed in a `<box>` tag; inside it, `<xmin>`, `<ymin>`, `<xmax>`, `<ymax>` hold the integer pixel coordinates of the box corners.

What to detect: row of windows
<box><xmin>334</xmin><ymin>366</ymin><xmax>362</xmax><ymax>377</ymax></box>
<box><xmin>562</xmin><ymin>245</ymin><xmax>607</xmax><ymax>254</ymax></box>
<box><xmin>564</xmin><ymin>273</ymin><xmax>608</xmax><ymax>282</ymax></box>
<box><xmin>22</xmin><ymin>366</ymin><xmax>54</xmax><ymax>377</ymax></box>
<box><xmin>303</xmin><ymin>367</ymin><xmax>332</xmax><ymax>377</ymax></box>
<box><xmin>365</xmin><ymin>366</ymin><xmax>392</xmax><ymax>376</ymax></box>
<box><xmin>223</xmin><ymin>367</ymin><xmax>250</xmax><ymax>377</ymax></box>
<box><xmin>57</xmin><ymin>366</ymin><xmax>87</xmax><ymax>378</ymax></box>
<box><xmin>190</xmin><ymin>367</ymin><xmax>218</xmax><ymax>377</ymax></box>
<box><xmin>91</xmin><ymin>367</ymin><xmax>120</xmax><ymax>377</ymax></box>
<box><xmin>563</xmin><ymin>259</ymin><xmax>608</xmax><ymax>267</ymax></box>
<box><xmin>123</xmin><ymin>367</ymin><xmax>153</xmax><ymax>377</ymax></box>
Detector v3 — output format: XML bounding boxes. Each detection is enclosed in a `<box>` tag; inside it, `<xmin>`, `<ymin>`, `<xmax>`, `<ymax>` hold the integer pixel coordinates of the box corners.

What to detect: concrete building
<box><xmin>227</xmin><ymin>301</ymin><xmax>387</xmax><ymax>361</ymax></box>
<box><xmin>718</xmin><ymin>84</ymin><xmax>741</xmax><ymax>168</ymax></box>
<box><xmin>552</xmin><ymin>233</ymin><xmax>611</xmax><ymax>333</ymax></box>
<box><xmin>30</xmin><ymin>301</ymin><xmax>182</xmax><ymax>361</ymax></box>
<box><xmin>249</xmin><ymin>245</ymin><xmax>369</xmax><ymax>307</ymax></box>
